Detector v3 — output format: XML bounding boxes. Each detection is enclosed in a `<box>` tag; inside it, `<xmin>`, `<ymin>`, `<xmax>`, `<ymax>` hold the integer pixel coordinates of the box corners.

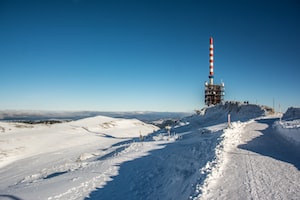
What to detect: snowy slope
<box><xmin>0</xmin><ymin>116</ymin><xmax>159</xmax><ymax>199</ymax></box>
<box><xmin>274</xmin><ymin>107</ymin><xmax>300</xmax><ymax>146</ymax></box>
<box><xmin>196</xmin><ymin>107</ymin><xmax>300</xmax><ymax>200</ymax></box>
<box><xmin>282</xmin><ymin>107</ymin><xmax>300</xmax><ymax>120</ymax></box>
<box><xmin>0</xmin><ymin>103</ymin><xmax>299</xmax><ymax>200</ymax></box>
<box><xmin>182</xmin><ymin>101</ymin><xmax>271</xmax><ymax>129</ymax></box>
<box><xmin>0</xmin><ymin>116</ymin><xmax>157</xmax><ymax>168</ymax></box>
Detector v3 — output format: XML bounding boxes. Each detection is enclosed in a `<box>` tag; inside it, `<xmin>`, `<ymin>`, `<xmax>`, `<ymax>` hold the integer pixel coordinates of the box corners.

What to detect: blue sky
<box><xmin>0</xmin><ymin>0</ymin><xmax>299</xmax><ymax>112</ymax></box>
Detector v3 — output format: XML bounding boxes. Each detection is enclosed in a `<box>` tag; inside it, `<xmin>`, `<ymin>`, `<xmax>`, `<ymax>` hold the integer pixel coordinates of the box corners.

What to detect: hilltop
<box><xmin>0</xmin><ymin>103</ymin><xmax>299</xmax><ymax>200</ymax></box>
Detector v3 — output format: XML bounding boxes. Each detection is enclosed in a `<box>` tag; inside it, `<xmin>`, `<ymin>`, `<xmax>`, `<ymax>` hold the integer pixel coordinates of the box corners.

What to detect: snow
<box><xmin>0</xmin><ymin>103</ymin><xmax>299</xmax><ymax>200</ymax></box>
<box><xmin>195</xmin><ymin>107</ymin><xmax>300</xmax><ymax>200</ymax></box>
<box><xmin>273</xmin><ymin>107</ymin><xmax>300</xmax><ymax>146</ymax></box>
<box><xmin>0</xmin><ymin>116</ymin><xmax>159</xmax><ymax>199</ymax></box>
<box><xmin>0</xmin><ymin>116</ymin><xmax>153</xmax><ymax>169</ymax></box>
<box><xmin>282</xmin><ymin>107</ymin><xmax>300</xmax><ymax>120</ymax></box>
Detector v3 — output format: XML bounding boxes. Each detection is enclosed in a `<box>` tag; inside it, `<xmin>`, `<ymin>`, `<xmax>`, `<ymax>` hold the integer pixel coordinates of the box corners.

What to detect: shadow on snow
<box><xmin>85</xmin><ymin>130</ymin><xmax>223</xmax><ymax>200</ymax></box>
<box><xmin>238</xmin><ymin>118</ymin><xmax>300</xmax><ymax>170</ymax></box>
<box><xmin>0</xmin><ymin>195</ymin><xmax>23</xmax><ymax>200</ymax></box>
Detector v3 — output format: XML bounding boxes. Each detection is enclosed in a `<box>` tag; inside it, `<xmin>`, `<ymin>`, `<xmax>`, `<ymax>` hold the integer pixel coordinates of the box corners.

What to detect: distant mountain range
<box><xmin>0</xmin><ymin>110</ymin><xmax>191</xmax><ymax>123</ymax></box>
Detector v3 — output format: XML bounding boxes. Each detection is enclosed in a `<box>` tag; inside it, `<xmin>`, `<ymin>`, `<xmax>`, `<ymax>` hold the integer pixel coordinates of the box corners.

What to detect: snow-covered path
<box><xmin>200</xmin><ymin>118</ymin><xmax>300</xmax><ymax>200</ymax></box>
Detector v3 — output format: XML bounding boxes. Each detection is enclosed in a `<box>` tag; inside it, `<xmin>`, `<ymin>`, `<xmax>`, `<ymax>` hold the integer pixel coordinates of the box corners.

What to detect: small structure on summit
<box><xmin>204</xmin><ymin>37</ymin><xmax>225</xmax><ymax>106</ymax></box>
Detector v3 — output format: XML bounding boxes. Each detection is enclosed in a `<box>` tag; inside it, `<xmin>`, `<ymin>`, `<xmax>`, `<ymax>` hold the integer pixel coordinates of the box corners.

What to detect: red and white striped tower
<box><xmin>209</xmin><ymin>36</ymin><xmax>214</xmax><ymax>85</ymax></box>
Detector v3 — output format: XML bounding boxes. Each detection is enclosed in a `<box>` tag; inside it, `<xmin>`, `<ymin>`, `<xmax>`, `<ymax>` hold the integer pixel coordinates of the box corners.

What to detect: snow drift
<box><xmin>282</xmin><ymin>107</ymin><xmax>300</xmax><ymax>120</ymax></box>
<box><xmin>274</xmin><ymin>107</ymin><xmax>300</xmax><ymax>147</ymax></box>
<box><xmin>181</xmin><ymin>101</ymin><xmax>272</xmax><ymax>128</ymax></box>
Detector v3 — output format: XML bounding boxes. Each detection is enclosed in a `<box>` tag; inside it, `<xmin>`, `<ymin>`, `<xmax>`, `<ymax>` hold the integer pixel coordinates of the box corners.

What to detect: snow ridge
<box><xmin>194</xmin><ymin>121</ymin><xmax>249</xmax><ymax>199</ymax></box>
<box><xmin>1</xmin><ymin>104</ymin><xmax>298</xmax><ymax>200</ymax></box>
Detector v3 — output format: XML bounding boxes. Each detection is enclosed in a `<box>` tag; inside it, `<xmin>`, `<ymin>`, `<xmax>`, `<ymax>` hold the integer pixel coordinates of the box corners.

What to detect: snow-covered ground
<box><xmin>196</xmin><ymin>107</ymin><xmax>300</xmax><ymax>200</ymax></box>
<box><xmin>0</xmin><ymin>103</ymin><xmax>299</xmax><ymax>200</ymax></box>
<box><xmin>0</xmin><ymin>116</ymin><xmax>159</xmax><ymax>199</ymax></box>
<box><xmin>273</xmin><ymin>107</ymin><xmax>300</xmax><ymax>146</ymax></box>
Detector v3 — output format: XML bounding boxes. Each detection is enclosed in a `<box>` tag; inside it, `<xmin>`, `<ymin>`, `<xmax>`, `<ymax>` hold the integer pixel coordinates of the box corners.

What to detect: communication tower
<box><xmin>204</xmin><ymin>37</ymin><xmax>225</xmax><ymax>106</ymax></box>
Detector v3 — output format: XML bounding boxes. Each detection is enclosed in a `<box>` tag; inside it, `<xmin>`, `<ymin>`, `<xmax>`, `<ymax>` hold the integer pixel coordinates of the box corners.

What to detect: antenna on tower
<box><xmin>204</xmin><ymin>37</ymin><xmax>225</xmax><ymax>106</ymax></box>
<box><xmin>209</xmin><ymin>36</ymin><xmax>214</xmax><ymax>85</ymax></box>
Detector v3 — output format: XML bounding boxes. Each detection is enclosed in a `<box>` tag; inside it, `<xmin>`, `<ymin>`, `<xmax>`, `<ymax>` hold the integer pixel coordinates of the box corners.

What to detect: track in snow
<box><xmin>200</xmin><ymin>117</ymin><xmax>300</xmax><ymax>200</ymax></box>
